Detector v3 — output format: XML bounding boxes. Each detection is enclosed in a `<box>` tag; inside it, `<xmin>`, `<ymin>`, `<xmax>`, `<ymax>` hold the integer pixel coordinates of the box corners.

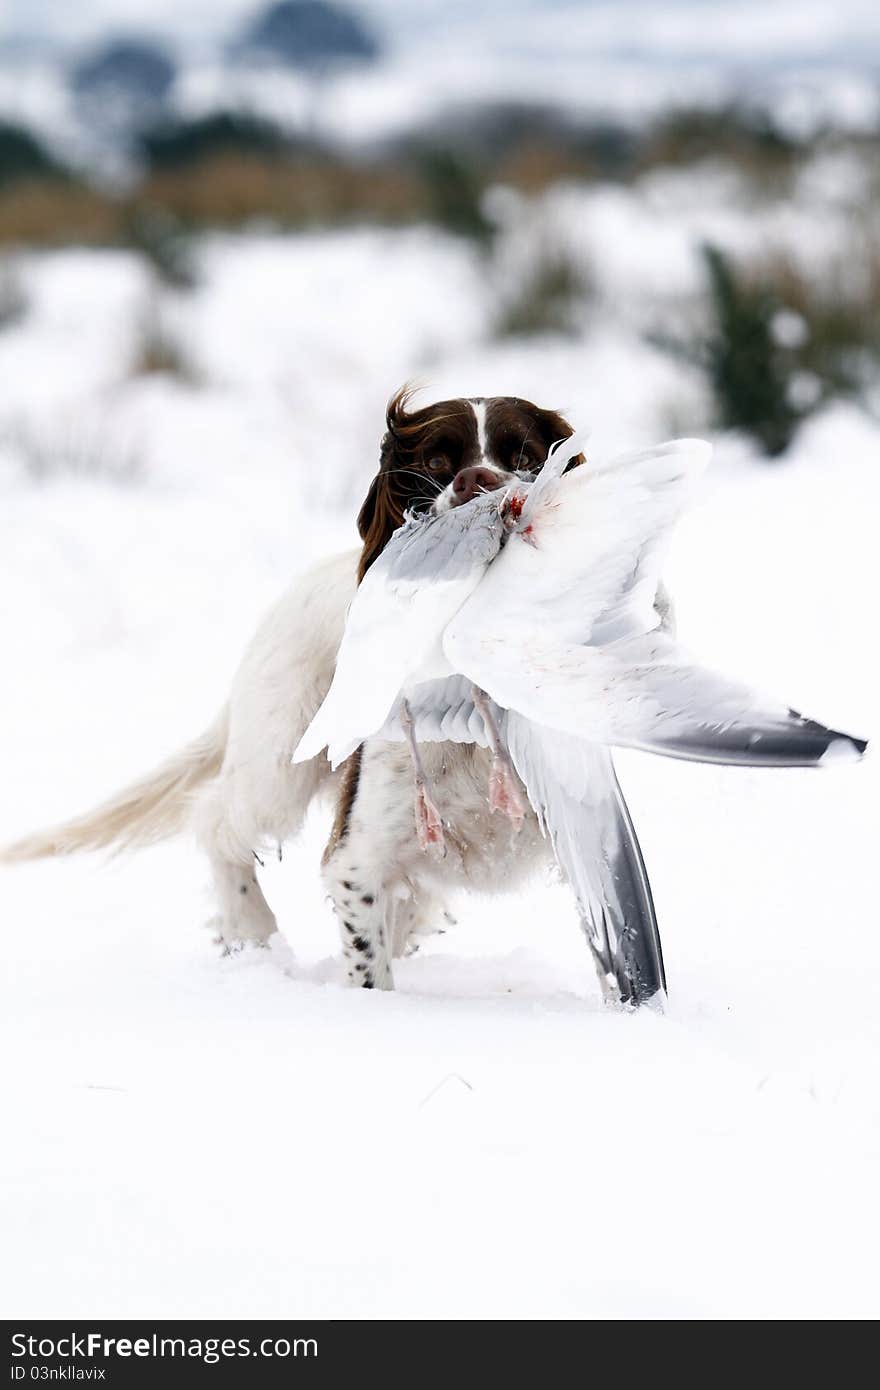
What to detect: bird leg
<box><xmin>400</xmin><ymin>699</ymin><xmax>446</xmax><ymax>857</ymax></box>
<box><xmin>471</xmin><ymin>686</ymin><xmax>526</xmax><ymax>834</ymax></box>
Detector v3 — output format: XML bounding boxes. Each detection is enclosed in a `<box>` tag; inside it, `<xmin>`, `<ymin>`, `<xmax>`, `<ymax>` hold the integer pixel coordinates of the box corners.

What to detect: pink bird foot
<box><xmin>489</xmin><ymin>757</ymin><xmax>526</xmax><ymax>834</ymax></box>
<box><xmin>415</xmin><ymin>782</ymin><xmax>446</xmax><ymax>857</ymax></box>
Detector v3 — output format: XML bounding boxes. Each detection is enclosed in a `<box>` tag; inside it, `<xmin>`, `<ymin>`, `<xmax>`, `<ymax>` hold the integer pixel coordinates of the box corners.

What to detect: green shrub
<box><xmin>494</xmin><ymin>246</ymin><xmax>591</xmax><ymax>338</ymax></box>
<box><xmin>139</xmin><ymin>113</ymin><xmax>290</xmax><ymax>172</ymax></box>
<box><xmin>411</xmin><ymin>148</ymin><xmax>494</xmax><ymax>243</ymax></box>
<box><xmin>0</xmin><ymin>122</ymin><xmax>62</xmax><ymax>189</ymax></box>
<box><xmin>655</xmin><ymin>242</ymin><xmax>880</xmax><ymax>457</ymax></box>
<box><xmin>122</xmin><ymin>207</ymin><xmax>197</xmax><ymax>289</ymax></box>
<box><xmin>700</xmin><ymin>244</ymin><xmax>803</xmax><ymax>455</ymax></box>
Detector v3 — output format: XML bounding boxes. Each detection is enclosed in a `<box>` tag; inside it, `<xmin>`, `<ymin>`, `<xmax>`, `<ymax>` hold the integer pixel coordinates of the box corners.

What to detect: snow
<box><xmin>0</xmin><ymin>168</ymin><xmax>878</xmax><ymax>1318</ymax></box>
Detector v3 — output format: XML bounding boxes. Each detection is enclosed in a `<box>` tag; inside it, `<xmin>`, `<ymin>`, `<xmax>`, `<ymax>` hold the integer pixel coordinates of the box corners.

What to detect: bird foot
<box><xmin>415</xmin><ymin>782</ymin><xmax>446</xmax><ymax>857</ymax></box>
<box><xmin>489</xmin><ymin>757</ymin><xmax>526</xmax><ymax>833</ymax></box>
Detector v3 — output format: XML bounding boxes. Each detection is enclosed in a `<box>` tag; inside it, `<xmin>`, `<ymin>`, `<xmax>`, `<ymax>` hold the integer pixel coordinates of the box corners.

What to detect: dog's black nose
<box><xmin>452</xmin><ymin>465</ymin><xmax>502</xmax><ymax>506</ymax></box>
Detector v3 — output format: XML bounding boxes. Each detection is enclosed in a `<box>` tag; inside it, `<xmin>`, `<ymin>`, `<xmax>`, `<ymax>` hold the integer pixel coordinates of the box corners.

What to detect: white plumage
<box><xmin>293</xmin><ymin>431</ymin><xmax>866</xmax><ymax>1004</ymax></box>
<box><xmin>291</xmin><ymin>463</ymin><xmax>513</xmax><ymax>768</ymax></box>
<box><xmin>295</xmin><ymin>432</ymin><xmax>709</xmax><ymax>768</ymax></box>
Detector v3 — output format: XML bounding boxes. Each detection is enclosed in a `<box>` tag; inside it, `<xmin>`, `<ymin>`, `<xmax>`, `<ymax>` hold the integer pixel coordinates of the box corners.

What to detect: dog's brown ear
<box><xmin>356</xmin><ymin>474</ymin><xmax>383</xmax><ymax>582</ymax></box>
<box><xmin>356</xmin><ymin>472</ymin><xmax>381</xmax><ymax>543</ymax></box>
<box><xmin>357</xmin><ymin>477</ymin><xmax>405</xmax><ymax>582</ymax></box>
<box><xmin>357</xmin><ymin>387</ymin><xmax>420</xmax><ymax>582</ymax></box>
<box><xmin>357</xmin><ymin>456</ymin><xmax>406</xmax><ymax>583</ymax></box>
<box><xmin>539</xmin><ymin>407</ymin><xmax>585</xmax><ymax>471</ymax></box>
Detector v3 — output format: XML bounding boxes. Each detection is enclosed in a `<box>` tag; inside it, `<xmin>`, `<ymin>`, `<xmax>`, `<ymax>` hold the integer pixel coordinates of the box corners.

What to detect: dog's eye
<box><xmin>426</xmin><ymin>455</ymin><xmax>449</xmax><ymax>472</ymax></box>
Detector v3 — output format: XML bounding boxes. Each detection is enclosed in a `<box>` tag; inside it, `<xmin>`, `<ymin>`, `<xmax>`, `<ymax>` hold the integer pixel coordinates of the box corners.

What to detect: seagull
<box><xmin>294</xmin><ymin>433</ymin><xmax>867</xmax><ymax>1004</ymax></box>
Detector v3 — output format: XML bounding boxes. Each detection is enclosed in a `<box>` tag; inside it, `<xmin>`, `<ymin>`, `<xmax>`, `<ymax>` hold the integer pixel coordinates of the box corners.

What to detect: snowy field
<box><xmin>1</xmin><ymin>167</ymin><xmax>878</xmax><ymax>1319</ymax></box>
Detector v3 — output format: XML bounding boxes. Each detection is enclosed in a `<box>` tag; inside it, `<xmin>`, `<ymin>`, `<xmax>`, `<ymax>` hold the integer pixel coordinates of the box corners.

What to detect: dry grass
<box><xmin>765</xmin><ymin>239</ymin><xmax>880</xmax><ymax>374</ymax></box>
<box><xmin>140</xmin><ymin>154</ymin><xmax>422</xmax><ymax>230</ymax></box>
<box><xmin>1</xmin><ymin>416</ymin><xmax>144</xmax><ymax>483</ymax></box>
<box><xmin>637</xmin><ymin>107</ymin><xmax>802</xmax><ymax>189</ymax></box>
<box><xmin>130</xmin><ymin>299</ymin><xmax>194</xmax><ymax>381</ymax></box>
<box><xmin>0</xmin><ymin>159</ymin><xmax>427</xmax><ymax>250</ymax></box>
<box><xmin>494</xmin><ymin>141</ymin><xmax>590</xmax><ymax>195</ymax></box>
<box><xmin>0</xmin><ymin>179</ymin><xmax>123</xmax><ymax>247</ymax></box>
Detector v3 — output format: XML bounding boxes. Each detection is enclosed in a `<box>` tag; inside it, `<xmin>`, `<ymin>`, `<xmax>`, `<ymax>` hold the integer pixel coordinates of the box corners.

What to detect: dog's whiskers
<box><xmin>515</xmin><ymin>428</ymin><xmax>536</xmax><ymax>472</ymax></box>
<box><xmin>380</xmin><ymin>468</ymin><xmax>445</xmax><ymax>496</ymax></box>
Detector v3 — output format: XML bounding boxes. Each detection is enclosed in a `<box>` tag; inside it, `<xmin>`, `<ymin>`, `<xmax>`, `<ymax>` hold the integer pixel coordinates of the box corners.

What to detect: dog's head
<box><xmin>357</xmin><ymin>387</ymin><xmax>584</xmax><ymax>580</ymax></box>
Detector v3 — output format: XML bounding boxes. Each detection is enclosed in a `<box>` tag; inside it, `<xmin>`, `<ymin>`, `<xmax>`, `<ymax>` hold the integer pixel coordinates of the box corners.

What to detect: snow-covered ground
<box><xmin>1</xmin><ymin>169</ymin><xmax>878</xmax><ymax>1318</ymax></box>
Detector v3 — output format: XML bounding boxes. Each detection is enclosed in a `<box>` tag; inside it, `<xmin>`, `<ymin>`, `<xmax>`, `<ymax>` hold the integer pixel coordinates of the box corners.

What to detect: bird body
<box><xmin>294</xmin><ymin>431</ymin><xmax>867</xmax><ymax>1005</ymax></box>
<box><xmin>293</xmin><ymin>480</ymin><xmax>509</xmax><ymax>768</ymax></box>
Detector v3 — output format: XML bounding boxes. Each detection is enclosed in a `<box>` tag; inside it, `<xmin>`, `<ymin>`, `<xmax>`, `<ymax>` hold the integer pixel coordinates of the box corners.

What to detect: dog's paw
<box><xmin>206</xmin><ymin>915</ymin><xmax>275</xmax><ymax>956</ymax></box>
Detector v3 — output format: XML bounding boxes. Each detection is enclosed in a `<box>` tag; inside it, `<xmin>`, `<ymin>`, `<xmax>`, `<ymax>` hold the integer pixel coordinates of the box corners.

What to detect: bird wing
<box><xmin>448</xmin><ymin>437</ymin><xmax>711</xmax><ymax>656</ymax></box>
<box><xmin>514</xmin><ymin>428</ymin><xmax>591</xmax><ymax>527</ymax></box>
<box><xmin>454</xmin><ymin>629</ymin><xmax>868</xmax><ymax>767</ymax></box>
<box><xmin>372</xmin><ymin>674</ymin><xmax>499</xmax><ymax>747</ymax></box>
<box><xmin>293</xmin><ymin>492</ymin><xmax>506</xmax><ymax>768</ymax></box>
<box><xmin>369</xmin><ymin>673</ymin><xmax>667</xmax><ymax>1004</ymax></box>
<box><xmin>585</xmin><ymin>633</ymin><xmax>869</xmax><ymax>765</ymax></box>
<box><xmin>442</xmin><ymin>435</ymin><xmax>865</xmax><ymax>766</ymax></box>
<box><xmin>503</xmin><ymin>713</ymin><xmax>665</xmax><ymax>1005</ymax></box>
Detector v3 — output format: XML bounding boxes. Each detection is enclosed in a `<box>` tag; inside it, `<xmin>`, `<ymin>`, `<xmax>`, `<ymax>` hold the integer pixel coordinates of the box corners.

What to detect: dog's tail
<box><xmin>0</xmin><ymin>711</ymin><xmax>228</xmax><ymax>864</ymax></box>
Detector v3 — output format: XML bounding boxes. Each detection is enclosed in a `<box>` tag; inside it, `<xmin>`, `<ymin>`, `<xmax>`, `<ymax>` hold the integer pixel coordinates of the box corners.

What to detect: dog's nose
<box><xmin>452</xmin><ymin>465</ymin><xmax>501</xmax><ymax>506</ymax></box>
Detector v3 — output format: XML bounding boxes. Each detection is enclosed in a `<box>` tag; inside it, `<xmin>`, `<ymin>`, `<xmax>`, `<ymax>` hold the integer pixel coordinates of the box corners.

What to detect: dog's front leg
<box><xmin>324</xmin><ymin>852</ymin><xmax>394</xmax><ymax>990</ymax></box>
<box><xmin>322</xmin><ymin>743</ymin><xmax>427</xmax><ymax>991</ymax></box>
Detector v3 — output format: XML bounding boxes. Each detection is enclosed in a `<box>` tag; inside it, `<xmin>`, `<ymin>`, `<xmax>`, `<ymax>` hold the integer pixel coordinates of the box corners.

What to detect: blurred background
<box><xmin>2</xmin><ymin>1</ymin><xmax>879</xmax><ymax>494</ymax></box>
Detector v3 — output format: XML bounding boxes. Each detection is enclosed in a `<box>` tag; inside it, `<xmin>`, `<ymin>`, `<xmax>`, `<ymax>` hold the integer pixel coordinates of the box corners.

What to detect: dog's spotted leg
<box><xmin>324</xmin><ymin>855</ymin><xmax>393</xmax><ymax>990</ymax></box>
<box><xmin>322</xmin><ymin>744</ymin><xmax>420</xmax><ymax>991</ymax></box>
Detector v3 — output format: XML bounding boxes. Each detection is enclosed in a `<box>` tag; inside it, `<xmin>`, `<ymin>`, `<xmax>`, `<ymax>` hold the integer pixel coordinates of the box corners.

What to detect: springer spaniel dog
<box><xmin>2</xmin><ymin>388</ymin><xmax>590</xmax><ymax>991</ymax></box>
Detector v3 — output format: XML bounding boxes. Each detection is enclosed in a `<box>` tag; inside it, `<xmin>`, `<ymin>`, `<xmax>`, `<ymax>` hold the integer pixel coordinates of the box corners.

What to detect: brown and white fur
<box><xmin>1</xmin><ymin>389</ymin><xmax>587</xmax><ymax>990</ymax></box>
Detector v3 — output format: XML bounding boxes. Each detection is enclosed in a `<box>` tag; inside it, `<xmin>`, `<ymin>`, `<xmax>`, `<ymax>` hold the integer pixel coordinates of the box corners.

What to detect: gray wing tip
<box><xmin>787</xmin><ymin>711</ymin><xmax>867</xmax><ymax>766</ymax></box>
<box><xmin>647</xmin><ymin>712</ymin><xmax>868</xmax><ymax>768</ymax></box>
